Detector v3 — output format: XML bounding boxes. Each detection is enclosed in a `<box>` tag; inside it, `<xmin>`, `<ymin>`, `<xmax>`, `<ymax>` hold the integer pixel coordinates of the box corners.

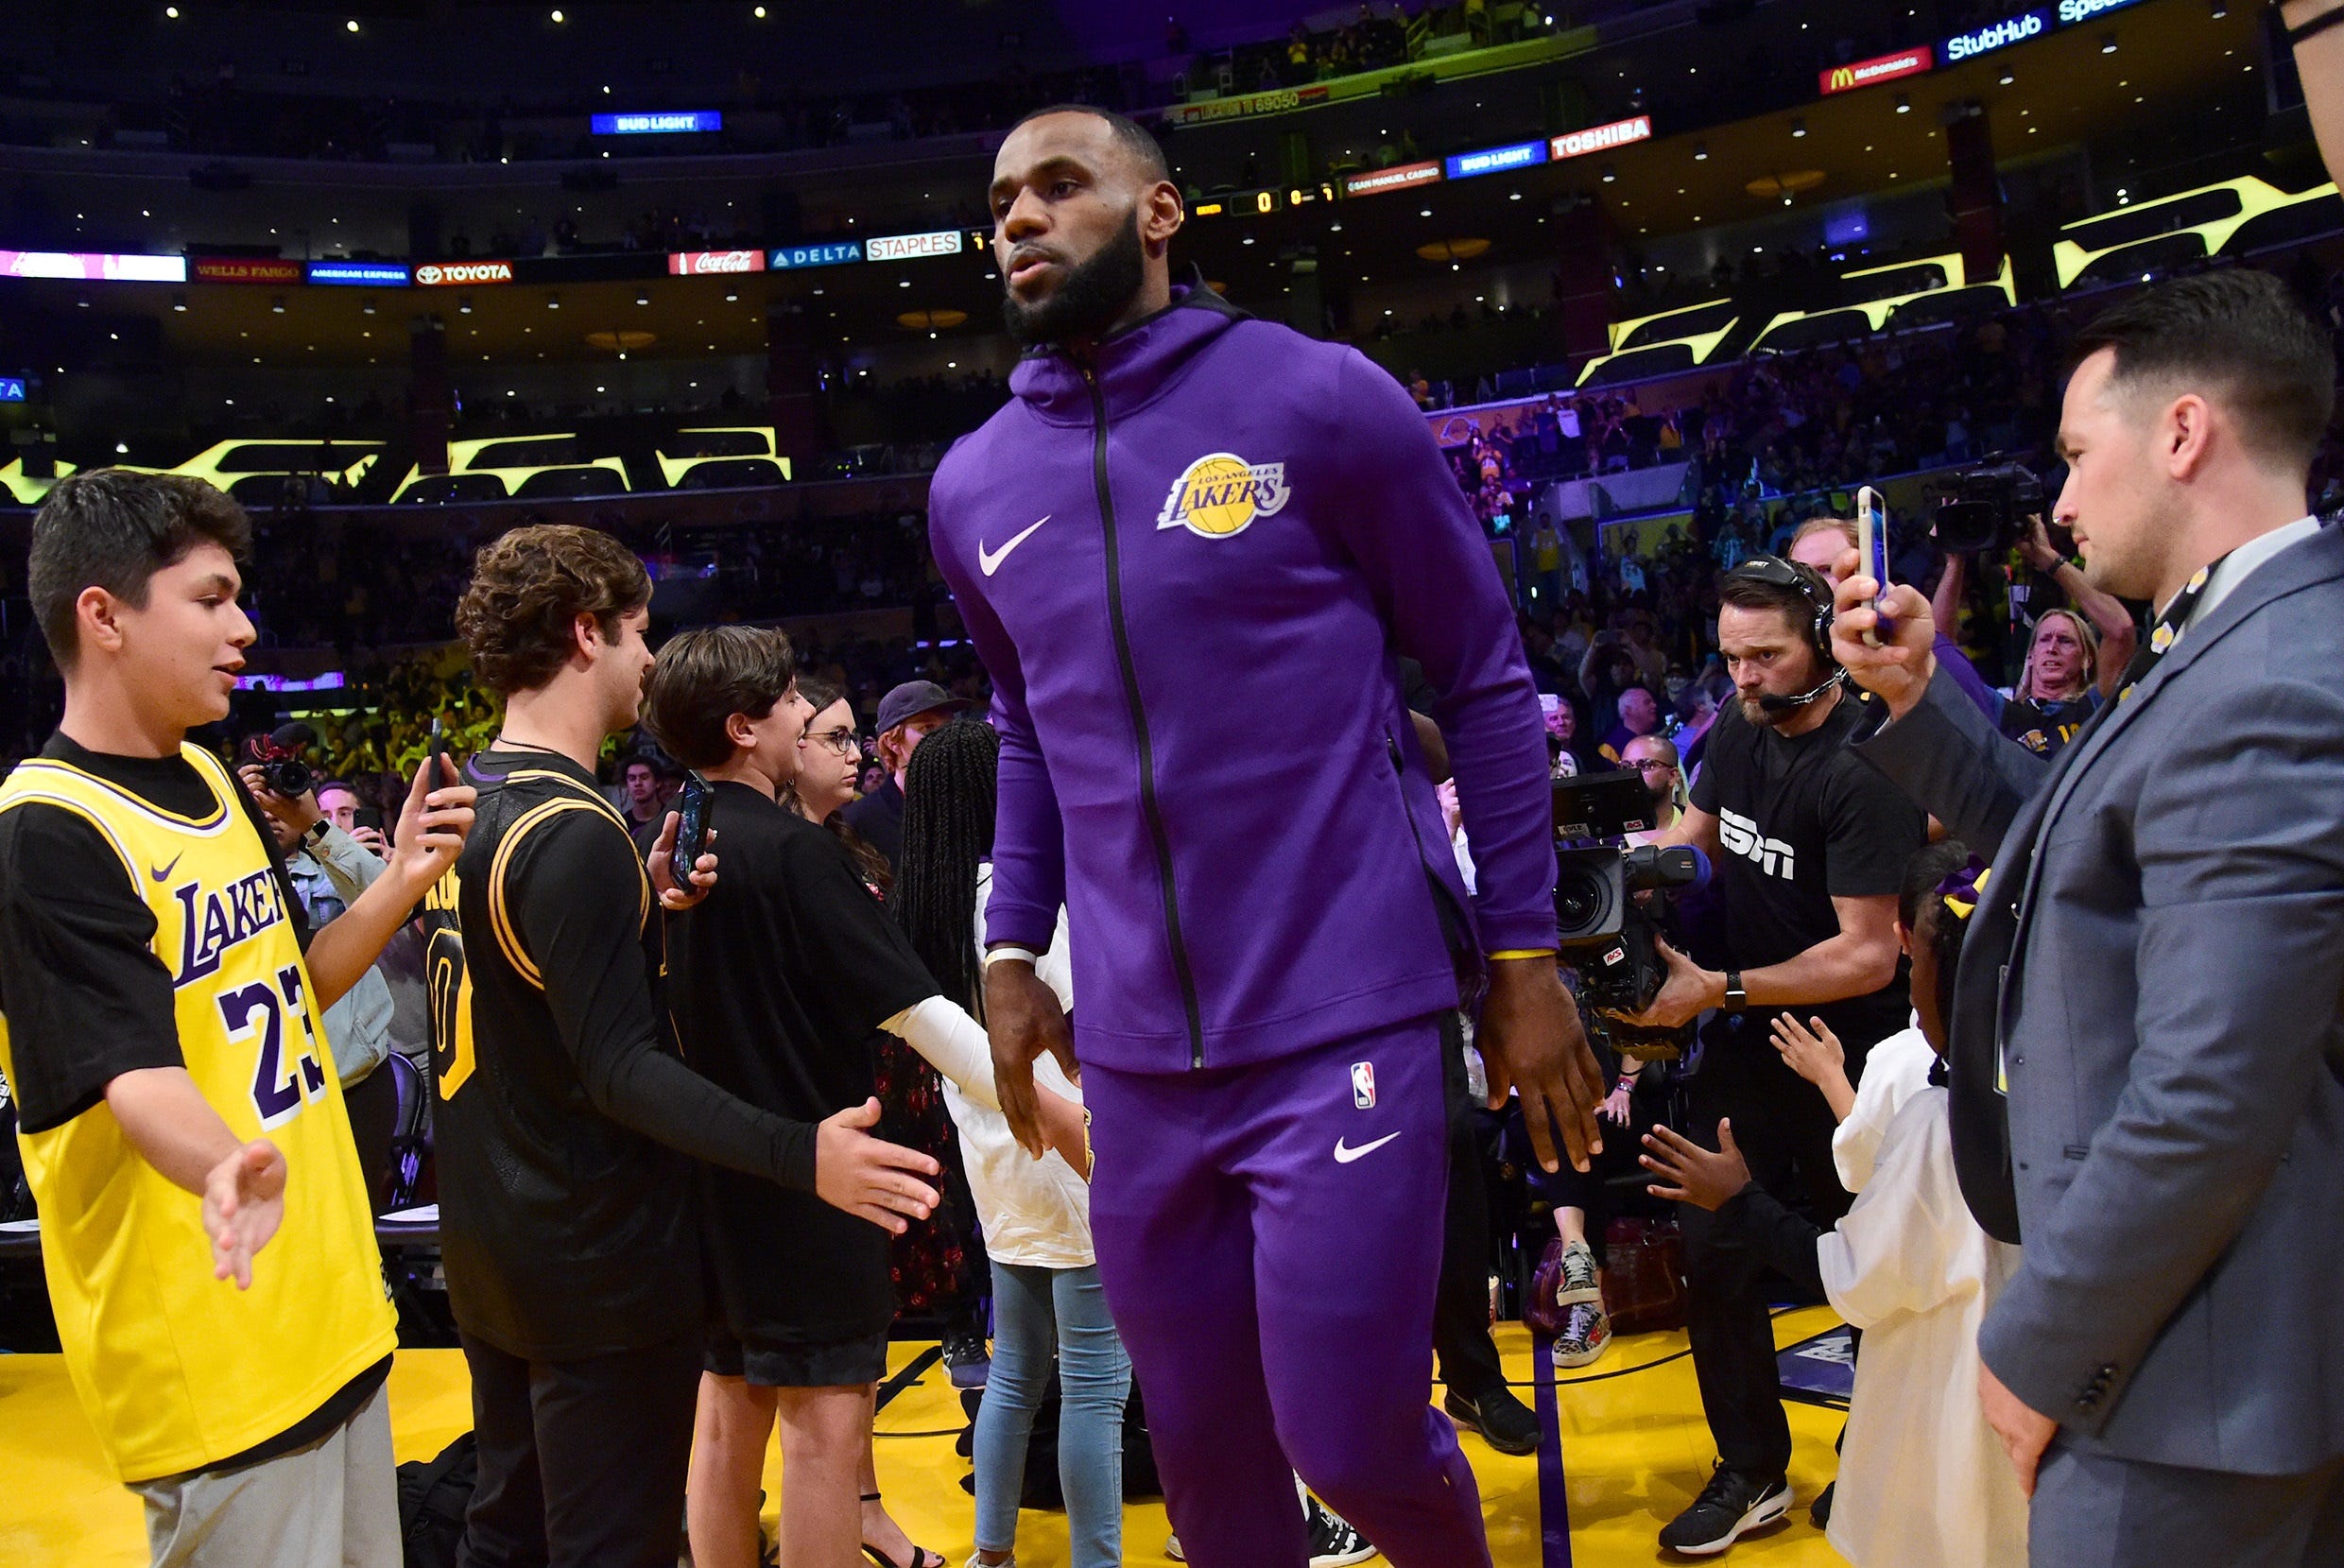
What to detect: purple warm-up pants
<box><xmin>1084</xmin><ymin>1014</ymin><xmax>1491</xmax><ymax>1568</ymax></box>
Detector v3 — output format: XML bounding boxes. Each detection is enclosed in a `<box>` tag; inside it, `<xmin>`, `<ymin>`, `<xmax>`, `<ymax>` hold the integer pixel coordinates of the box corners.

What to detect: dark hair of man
<box><xmin>315</xmin><ymin>778</ymin><xmax>354</xmax><ymax>801</ymax></box>
<box><xmin>641</xmin><ymin>625</ymin><xmax>798</xmax><ymax>772</ymax></box>
<box><xmin>1006</xmin><ymin>102</ymin><xmax>1170</xmax><ymax>183</ymax></box>
<box><xmin>1716</xmin><ymin>560</ymin><xmax>1833</xmax><ymax>681</ymax></box>
<box><xmin>2068</xmin><ymin>267</ymin><xmax>2336</xmax><ymax>476</ymax></box>
<box><xmin>1899</xmin><ymin>837</ymin><xmax>1973</xmax><ymax>1025</ymax></box>
<box><xmin>790</xmin><ymin>675</ymin><xmax>895</xmax><ymax>895</ymax></box>
<box><xmin>893</xmin><ymin>718</ymin><xmax>1001</xmax><ymax>1020</ymax></box>
<box><xmin>28</xmin><ymin>469</ymin><xmax>253</xmax><ymax>672</ymax></box>
<box><xmin>455</xmin><ymin>524</ymin><xmax>651</xmax><ymax>698</ymax></box>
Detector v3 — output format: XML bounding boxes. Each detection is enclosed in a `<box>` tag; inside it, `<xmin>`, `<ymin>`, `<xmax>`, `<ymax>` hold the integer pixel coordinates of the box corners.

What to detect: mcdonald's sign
<box><xmin>1819</xmin><ymin>45</ymin><xmax>1933</xmax><ymax>96</ymax></box>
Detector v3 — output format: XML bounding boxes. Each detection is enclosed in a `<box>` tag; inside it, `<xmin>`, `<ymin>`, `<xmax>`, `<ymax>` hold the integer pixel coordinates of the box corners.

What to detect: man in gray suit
<box><xmin>1830</xmin><ymin>268</ymin><xmax>2344</xmax><ymax>1565</ymax></box>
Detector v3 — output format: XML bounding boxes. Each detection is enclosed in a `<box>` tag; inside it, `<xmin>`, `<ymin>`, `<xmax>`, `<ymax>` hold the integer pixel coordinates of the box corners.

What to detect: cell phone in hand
<box><xmin>353</xmin><ymin>806</ymin><xmax>384</xmax><ymax>835</ymax></box>
<box><xmin>1856</xmin><ymin>486</ymin><xmax>1894</xmax><ymax>648</ymax></box>
<box><xmin>672</xmin><ymin>772</ymin><xmax>715</xmax><ymax>874</ymax></box>
<box><xmin>426</xmin><ymin>717</ymin><xmax>449</xmax><ymax>781</ymax></box>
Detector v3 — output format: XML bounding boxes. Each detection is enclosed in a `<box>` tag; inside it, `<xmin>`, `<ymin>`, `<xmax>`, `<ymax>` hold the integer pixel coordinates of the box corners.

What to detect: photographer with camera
<box><xmin>1619</xmin><ymin>555</ymin><xmax>1926</xmax><ymax>1556</ymax></box>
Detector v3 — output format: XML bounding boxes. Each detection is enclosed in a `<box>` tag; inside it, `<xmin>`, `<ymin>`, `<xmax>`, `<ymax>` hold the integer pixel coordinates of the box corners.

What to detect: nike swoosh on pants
<box><xmin>1333</xmin><ymin>1131</ymin><xmax>1402</xmax><ymax>1164</ymax></box>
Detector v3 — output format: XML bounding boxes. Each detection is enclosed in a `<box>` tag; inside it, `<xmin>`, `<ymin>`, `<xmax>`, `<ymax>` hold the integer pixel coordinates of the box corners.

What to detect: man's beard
<box><xmin>1002</xmin><ymin>215</ymin><xmax>1147</xmax><ymax>347</ymax></box>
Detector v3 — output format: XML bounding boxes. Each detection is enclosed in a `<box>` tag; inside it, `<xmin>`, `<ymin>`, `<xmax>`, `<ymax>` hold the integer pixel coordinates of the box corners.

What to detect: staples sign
<box><xmin>412</xmin><ymin>260</ymin><xmax>513</xmax><ymax>286</ymax></box>
<box><xmin>864</xmin><ymin>230</ymin><xmax>966</xmax><ymax>264</ymax></box>
<box><xmin>669</xmin><ymin>250</ymin><xmax>766</xmax><ymax>275</ymax></box>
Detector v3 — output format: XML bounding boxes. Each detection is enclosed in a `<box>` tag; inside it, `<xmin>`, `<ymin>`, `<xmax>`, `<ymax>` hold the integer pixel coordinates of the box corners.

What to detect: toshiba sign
<box><xmin>1551</xmin><ymin>115</ymin><xmax>1654</xmax><ymax>162</ymax></box>
<box><xmin>411</xmin><ymin>260</ymin><xmax>513</xmax><ymax>286</ymax></box>
<box><xmin>1818</xmin><ymin>45</ymin><xmax>1934</xmax><ymax>95</ymax></box>
<box><xmin>669</xmin><ymin>250</ymin><xmax>767</xmax><ymax>275</ymax></box>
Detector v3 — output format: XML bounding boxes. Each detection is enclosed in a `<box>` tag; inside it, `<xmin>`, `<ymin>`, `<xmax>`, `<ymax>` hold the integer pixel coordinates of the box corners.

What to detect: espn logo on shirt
<box><xmin>1718</xmin><ymin>807</ymin><xmax>1796</xmax><ymax>879</ymax></box>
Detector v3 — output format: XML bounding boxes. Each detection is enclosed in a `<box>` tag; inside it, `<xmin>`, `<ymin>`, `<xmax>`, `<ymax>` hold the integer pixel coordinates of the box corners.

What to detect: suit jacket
<box><xmin>1854</xmin><ymin>520</ymin><xmax>2344</xmax><ymax>1476</ymax></box>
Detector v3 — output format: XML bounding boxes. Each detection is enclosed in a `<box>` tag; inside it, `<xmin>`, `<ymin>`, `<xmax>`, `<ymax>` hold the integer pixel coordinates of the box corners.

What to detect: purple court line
<box><xmin>1533</xmin><ymin>1332</ymin><xmax>1573</xmax><ymax>1568</ymax></box>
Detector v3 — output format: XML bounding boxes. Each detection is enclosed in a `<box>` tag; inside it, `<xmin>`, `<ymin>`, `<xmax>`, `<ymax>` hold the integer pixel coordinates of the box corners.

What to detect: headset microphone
<box><xmin>1756</xmin><ymin>668</ymin><xmax>1847</xmax><ymax>714</ymax></box>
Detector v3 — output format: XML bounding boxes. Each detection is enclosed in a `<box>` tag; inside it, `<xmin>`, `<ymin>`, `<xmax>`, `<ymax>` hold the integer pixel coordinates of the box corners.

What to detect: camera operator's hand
<box><xmin>986</xmin><ymin>956</ymin><xmax>1078</xmax><ymax>1162</ymax></box>
<box><xmin>1480</xmin><ymin>957</ymin><xmax>1606</xmax><ymax>1175</ymax></box>
<box><xmin>1829</xmin><ymin>546</ymin><xmax>1939</xmax><ymax>722</ymax></box>
<box><xmin>237</xmin><ymin>764</ymin><xmax>322</xmax><ymax>839</ymax></box>
<box><xmin>1641</xmin><ymin>1119</ymin><xmax>1753</xmax><ymax>1212</ymax></box>
<box><xmin>2020</xmin><ymin>514</ymin><xmax>2065</xmax><ymax>575</ymax></box>
<box><xmin>1612</xmin><ymin>936</ymin><xmax>1718</xmax><ymax>1031</ymax></box>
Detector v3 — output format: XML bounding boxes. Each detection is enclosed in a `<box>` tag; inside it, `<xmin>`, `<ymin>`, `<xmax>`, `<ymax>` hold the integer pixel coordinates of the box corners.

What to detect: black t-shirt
<box><xmin>838</xmin><ymin>777</ymin><xmax>904</xmax><ymax>881</ymax></box>
<box><xmin>1998</xmin><ymin>689</ymin><xmax>2101</xmax><ymax>758</ymax></box>
<box><xmin>0</xmin><ymin>734</ymin><xmax>307</xmax><ymax>1134</ymax></box>
<box><xmin>432</xmin><ymin>750</ymin><xmax>819</xmax><ymax>1361</ymax></box>
<box><xmin>1689</xmin><ymin>692</ymin><xmax>1924</xmax><ymax>1055</ymax></box>
<box><xmin>665</xmin><ymin>783</ymin><xmax>938</xmax><ymax>1348</ymax></box>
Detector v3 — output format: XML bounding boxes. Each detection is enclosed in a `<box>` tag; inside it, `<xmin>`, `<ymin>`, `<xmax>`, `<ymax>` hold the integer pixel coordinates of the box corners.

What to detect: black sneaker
<box><xmin>1303</xmin><ymin>1494</ymin><xmax>1378</xmax><ymax>1566</ymax></box>
<box><xmin>1657</xmin><ymin>1464</ymin><xmax>1790</xmax><ymax>1556</ymax></box>
<box><xmin>1444</xmin><ymin>1386</ymin><xmax>1540</xmax><ymax>1457</ymax></box>
<box><xmin>940</xmin><ymin>1326</ymin><xmax>990</xmax><ymax>1390</ymax></box>
<box><xmin>1809</xmin><ymin>1480</ymin><xmax>1835</xmax><ymax>1530</ymax></box>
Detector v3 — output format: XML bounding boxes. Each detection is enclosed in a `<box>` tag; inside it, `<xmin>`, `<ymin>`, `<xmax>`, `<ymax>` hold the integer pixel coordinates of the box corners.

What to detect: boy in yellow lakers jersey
<box><xmin>0</xmin><ymin>471</ymin><xmax>474</xmax><ymax>1567</ymax></box>
<box><xmin>435</xmin><ymin>524</ymin><xmax>939</xmax><ymax>1568</ymax></box>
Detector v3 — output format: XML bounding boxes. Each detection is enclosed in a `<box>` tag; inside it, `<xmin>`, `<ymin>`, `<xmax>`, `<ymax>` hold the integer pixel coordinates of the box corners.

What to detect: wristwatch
<box><xmin>304</xmin><ymin>818</ymin><xmax>332</xmax><ymax>846</ymax></box>
<box><xmin>1722</xmin><ymin>971</ymin><xmax>1748</xmax><ymax>1013</ymax></box>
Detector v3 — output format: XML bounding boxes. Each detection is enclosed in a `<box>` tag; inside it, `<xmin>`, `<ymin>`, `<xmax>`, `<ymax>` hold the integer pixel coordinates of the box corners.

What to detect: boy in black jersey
<box><xmin>1625</xmin><ymin>557</ymin><xmax>1924</xmax><ymax>1556</ymax></box>
<box><xmin>436</xmin><ymin>525</ymin><xmax>943</xmax><ymax>1568</ymax></box>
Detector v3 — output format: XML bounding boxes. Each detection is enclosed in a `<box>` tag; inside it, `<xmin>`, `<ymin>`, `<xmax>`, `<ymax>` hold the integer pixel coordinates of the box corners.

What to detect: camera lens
<box><xmin>1554</xmin><ymin>866</ymin><xmax>1607</xmax><ymax>932</ymax></box>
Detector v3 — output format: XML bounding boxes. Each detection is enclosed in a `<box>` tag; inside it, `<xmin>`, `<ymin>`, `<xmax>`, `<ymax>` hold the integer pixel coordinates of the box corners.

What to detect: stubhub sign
<box><xmin>1944</xmin><ymin>9</ymin><xmax>2047</xmax><ymax>60</ymax></box>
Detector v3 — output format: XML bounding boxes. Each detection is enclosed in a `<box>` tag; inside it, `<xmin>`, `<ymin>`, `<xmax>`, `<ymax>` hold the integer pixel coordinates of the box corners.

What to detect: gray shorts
<box><xmin>129</xmin><ymin>1383</ymin><xmax>399</xmax><ymax>1568</ymax></box>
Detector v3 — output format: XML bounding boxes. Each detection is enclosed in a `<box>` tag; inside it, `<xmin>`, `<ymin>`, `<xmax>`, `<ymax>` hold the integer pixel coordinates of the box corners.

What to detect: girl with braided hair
<box><xmin>896</xmin><ymin>717</ymin><xmax>1129</xmax><ymax>1568</ymax></box>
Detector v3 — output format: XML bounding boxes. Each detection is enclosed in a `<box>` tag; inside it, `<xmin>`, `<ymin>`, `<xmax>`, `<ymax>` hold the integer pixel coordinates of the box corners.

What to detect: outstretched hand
<box><xmin>387</xmin><ymin>754</ymin><xmax>476</xmax><ymax>897</ymax></box>
<box><xmin>1641</xmin><ymin>1119</ymin><xmax>1752</xmax><ymax>1212</ymax></box>
<box><xmin>202</xmin><ymin>1138</ymin><xmax>287</xmax><ymax>1289</ymax></box>
<box><xmin>814</xmin><ymin>1098</ymin><xmax>941</xmax><ymax>1234</ymax></box>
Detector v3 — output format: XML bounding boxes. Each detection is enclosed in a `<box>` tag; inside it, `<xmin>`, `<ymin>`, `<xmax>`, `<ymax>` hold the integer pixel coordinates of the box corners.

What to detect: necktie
<box><xmin>1947</xmin><ymin>550</ymin><xmax>2232</xmax><ymax>1242</ymax></box>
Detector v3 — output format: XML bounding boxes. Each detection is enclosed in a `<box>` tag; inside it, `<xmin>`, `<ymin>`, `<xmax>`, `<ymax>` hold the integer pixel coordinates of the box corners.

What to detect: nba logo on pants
<box><xmin>1350</xmin><ymin>1061</ymin><xmax>1376</xmax><ymax>1109</ymax></box>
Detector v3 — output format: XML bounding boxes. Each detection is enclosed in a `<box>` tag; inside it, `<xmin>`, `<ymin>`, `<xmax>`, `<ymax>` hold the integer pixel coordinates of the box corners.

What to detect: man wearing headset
<box><xmin>1620</xmin><ymin>556</ymin><xmax>1928</xmax><ymax>1555</ymax></box>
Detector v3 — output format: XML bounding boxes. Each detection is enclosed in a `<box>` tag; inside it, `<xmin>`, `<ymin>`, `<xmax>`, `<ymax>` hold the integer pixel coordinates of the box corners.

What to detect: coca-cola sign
<box><xmin>668</xmin><ymin>250</ymin><xmax>767</xmax><ymax>275</ymax></box>
<box><xmin>411</xmin><ymin>260</ymin><xmax>514</xmax><ymax>286</ymax></box>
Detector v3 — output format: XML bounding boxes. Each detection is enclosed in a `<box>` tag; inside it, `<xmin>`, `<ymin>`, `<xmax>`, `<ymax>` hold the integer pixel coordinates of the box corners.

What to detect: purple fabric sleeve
<box><xmin>928</xmin><ymin>490</ymin><xmax>1065</xmax><ymax>954</ymax></box>
<box><xmin>1332</xmin><ymin>353</ymin><xmax>1557</xmax><ymax>952</ymax></box>
<box><xmin>1933</xmin><ymin>633</ymin><xmax>2005</xmax><ymax>723</ymax></box>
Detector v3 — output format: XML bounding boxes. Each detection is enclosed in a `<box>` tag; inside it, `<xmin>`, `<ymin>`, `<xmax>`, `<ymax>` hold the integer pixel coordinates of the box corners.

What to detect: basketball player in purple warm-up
<box><xmin>925</xmin><ymin>105</ymin><xmax>1606</xmax><ymax>1568</ymax></box>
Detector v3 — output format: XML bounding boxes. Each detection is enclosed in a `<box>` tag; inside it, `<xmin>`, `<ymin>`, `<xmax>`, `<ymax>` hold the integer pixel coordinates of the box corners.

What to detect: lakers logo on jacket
<box><xmin>1156</xmin><ymin>451</ymin><xmax>1289</xmax><ymax>539</ymax></box>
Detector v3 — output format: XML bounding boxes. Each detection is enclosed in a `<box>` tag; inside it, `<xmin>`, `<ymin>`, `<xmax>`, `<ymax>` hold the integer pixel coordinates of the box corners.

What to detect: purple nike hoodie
<box><xmin>928</xmin><ymin>284</ymin><xmax>1556</xmax><ymax>1075</ymax></box>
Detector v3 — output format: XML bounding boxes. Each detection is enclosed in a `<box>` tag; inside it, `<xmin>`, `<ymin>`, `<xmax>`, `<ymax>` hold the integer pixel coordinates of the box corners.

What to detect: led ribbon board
<box><xmin>1942</xmin><ymin>9</ymin><xmax>2050</xmax><ymax>61</ymax></box>
<box><xmin>1551</xmin><ymin>116</ymin><xmax>1653</xmax><ymax>161</ymax></box>
<box><xmin>592</xmin><ymin>111</ymin><xmax>721</xmax><ymax>134</ymax></box>
<box><xmin>1819</xmin><ymin>45</ymin><xmax>1934</xmax><ymax>95</ymax></box>
<box><xmin>306</xmin><ymin>261</ymin><xmax>409</xmax><ymax>286</ymax></box>
<box><xmin>1444</xmin><ymin>140</ymin><xmax>1548</xmax><ymax>181</ymax></box>
<box><xmin>0</xmin><ymin>250</ymin><xmax>186</xmax><ymax>282</ymax></box>
<box><xmin>771</xmin><ymin>241</ymin><xmax>864</xmax><ymax>270</ymax></box>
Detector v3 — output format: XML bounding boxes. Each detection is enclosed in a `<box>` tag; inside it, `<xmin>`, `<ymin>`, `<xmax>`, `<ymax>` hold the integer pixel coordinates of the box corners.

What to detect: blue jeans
<box><xmin>974</xmin><ymin>1261</ymin><xmax>1131</xmax><ymax>1568</ymax></box>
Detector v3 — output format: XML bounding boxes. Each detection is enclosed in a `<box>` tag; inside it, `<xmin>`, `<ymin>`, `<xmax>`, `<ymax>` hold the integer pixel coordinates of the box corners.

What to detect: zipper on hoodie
<box><xmin>1087</xmin><ymin>367</ymin><xmax>1208</xmax><ymax>1068</ymax></box>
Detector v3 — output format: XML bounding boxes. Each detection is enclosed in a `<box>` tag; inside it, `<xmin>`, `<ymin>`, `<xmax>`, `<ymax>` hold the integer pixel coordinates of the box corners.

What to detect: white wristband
<box><xmin>983</xmin><ymin>945</ymin><xmax>1041</xmax><ymax>969</ymax></box>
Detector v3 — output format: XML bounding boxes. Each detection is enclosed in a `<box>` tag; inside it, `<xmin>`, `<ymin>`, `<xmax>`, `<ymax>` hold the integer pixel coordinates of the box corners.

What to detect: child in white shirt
<box><xmin>1642</xmin><ymin>843</ymin><xmax>2027</xmax><ymax>1568</ymax></box>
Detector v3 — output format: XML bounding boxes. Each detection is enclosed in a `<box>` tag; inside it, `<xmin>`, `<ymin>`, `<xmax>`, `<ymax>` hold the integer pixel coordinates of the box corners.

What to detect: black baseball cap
<box><xmin>873</xmin><ymin>680</ymin><xmax>973</xmax><ymax>736</ymax></box>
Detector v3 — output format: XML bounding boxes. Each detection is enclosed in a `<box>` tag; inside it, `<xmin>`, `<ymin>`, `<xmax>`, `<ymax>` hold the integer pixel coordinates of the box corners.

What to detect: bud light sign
<box><xmin>1943</xmin><ymin>9</ymin><xmax>2048</xmax><ymax>61</ymax></box>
